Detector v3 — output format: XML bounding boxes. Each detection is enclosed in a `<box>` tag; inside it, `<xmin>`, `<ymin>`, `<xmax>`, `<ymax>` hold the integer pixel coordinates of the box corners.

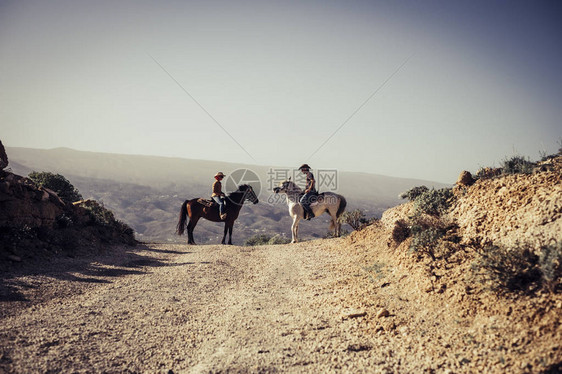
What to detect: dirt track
<box><xmin>1</xmin><ymin>241</ymin><xmax>387</xmax><ymax>373</ymax></box>
<box><xmin>2</xmin><ymin>237</ymin><xmax>561</xmax><ymax>373</ymax></box>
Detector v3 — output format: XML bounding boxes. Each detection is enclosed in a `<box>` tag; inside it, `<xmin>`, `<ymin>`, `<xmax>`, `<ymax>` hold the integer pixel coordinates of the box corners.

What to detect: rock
<box><xmin>341</xmin><ymin>308</ymin><xmax>367</xmax><ymax>319</ymax></box>
<box><xmin>376</xmin><ymin>308</ymin><xmax>390</xmax><ymax>318</ymax></box>
<box><xmin>457</xmin><ymin>170</ymin><xmax>475</xmax><ymax>186</ymax></box>
<box><xmin>0</xmin><ymin>140</ymin><xmax>8</xmax><ymax>170</ymax></box>
<box><xmin>0</xmin><ymin>172</ymin><xmax>65</xmax><ymax>228</ymax></box>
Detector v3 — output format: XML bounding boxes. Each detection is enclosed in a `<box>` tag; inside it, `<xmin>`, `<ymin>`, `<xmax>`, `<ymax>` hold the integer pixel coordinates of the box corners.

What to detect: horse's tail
<box><xmin>176</xmin><ymin>200</ymin><xmax>189</xmax><ymax>236</ymax></box>
<box><xmin>336</xmin><ymin>195</ymin><xmax>347</xmax><ymax>219</ymax></box>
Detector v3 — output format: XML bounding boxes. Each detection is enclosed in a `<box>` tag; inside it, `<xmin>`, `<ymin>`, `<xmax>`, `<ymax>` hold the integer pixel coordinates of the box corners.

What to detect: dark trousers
<box><xmin>300</xmin><ymin>192</ymin><xmax>316</xmax><ymax>216</ymax></box>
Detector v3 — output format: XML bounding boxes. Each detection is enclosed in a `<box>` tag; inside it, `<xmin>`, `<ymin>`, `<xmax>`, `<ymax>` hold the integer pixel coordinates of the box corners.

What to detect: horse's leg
<box><xmin>228</xmin><ymin>224</ymin><xmax>233</xmax><ymax>245</ymax></box>
<box><xmin>187</xmin><ymin>222</ymin><xmax>194</xmax><ymax>244</ymax></box>
<box><xmin>221</xmin><ymin>223</ymin><xmax>228</xmax><ymax>245</ymax></box>
<box><xmin>291</xmin><ymin>216</ymin><xmax>300</xmax><ymax>243</ymax></box>
<box><xmin>336</xmin><ymin>219</ymin><xmax>341</xmax><ymax>237</ymax></box>
<box><xmin>329</xmin><ymin>210</ymin><xmax>339</xmax><ymax>237</ymax></box>
<box><xmin>188</xmin><ymin>216</ymin><xmax>200</xmax><ymax>245</ymax></box>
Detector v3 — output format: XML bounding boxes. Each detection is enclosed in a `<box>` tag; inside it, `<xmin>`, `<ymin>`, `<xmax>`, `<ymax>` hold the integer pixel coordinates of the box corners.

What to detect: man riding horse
<box><xmin>298</xmin><ymin>164</ymin><xmax>317</xmax><ymax>220</ymax></box>
<box><xmin>212</xmin><ymin>172</ymin><xmax>227</xmax><ymax>220</ymax></box>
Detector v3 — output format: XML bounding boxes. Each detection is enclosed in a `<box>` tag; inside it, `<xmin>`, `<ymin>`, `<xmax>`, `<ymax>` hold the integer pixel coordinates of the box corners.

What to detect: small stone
<box><xmin>376</xmin><ymin>308</ymin><xmax>390</xmax><ymax>318</ymax></box>
<box><xmin>342</xmin><ymin>309</ymin><xmax>367</xmax><ymax>319</ymax></box>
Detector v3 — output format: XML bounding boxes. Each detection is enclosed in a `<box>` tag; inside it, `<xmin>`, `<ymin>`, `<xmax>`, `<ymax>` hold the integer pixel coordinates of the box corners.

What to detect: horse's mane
<box><xmin>282</xmin><ymin>180</ymin><xmax>302</xmax><ymax>193</ymax></box>
<box><xmin>227</xmin><ymin>184</ymin><xmax>251</xmax><ymax>197</ymax></box>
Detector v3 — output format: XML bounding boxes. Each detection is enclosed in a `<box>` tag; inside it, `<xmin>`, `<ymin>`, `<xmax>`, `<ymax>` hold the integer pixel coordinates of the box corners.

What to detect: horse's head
<box><xmin>238</xmin><ymin>184</ymin><xmax>259</xmax><ymax>204</ymax></box>
<box><xmin>273</xmin><ymin>180</ymin><xmax>300</xmax><ymax>194</ymax></box>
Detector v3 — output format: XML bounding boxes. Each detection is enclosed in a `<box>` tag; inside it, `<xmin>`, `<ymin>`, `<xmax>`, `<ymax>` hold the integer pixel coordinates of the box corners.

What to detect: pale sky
<box><xmin>1</xmin><ymin>0</ymin><xmax>560</xmax><ymax>183</ymax></box>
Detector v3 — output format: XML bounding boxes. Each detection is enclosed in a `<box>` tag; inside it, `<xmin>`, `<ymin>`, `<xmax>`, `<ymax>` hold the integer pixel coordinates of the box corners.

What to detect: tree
<box><xmin>338</xmin><ymin>209</ymin><xmax>370</xmax><ymax>230</ymax></box>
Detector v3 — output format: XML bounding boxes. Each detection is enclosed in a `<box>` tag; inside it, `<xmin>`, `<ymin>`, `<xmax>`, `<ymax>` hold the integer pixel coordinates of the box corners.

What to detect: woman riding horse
<box><xmin>298</xmin><ymin>164</ymin><xmax>316</xmax><ymax>220</ymax></box>
<box><xmin>274</xmin><ymin>179</ymin><xmax>346</xmax><ymax>243</ymax></box>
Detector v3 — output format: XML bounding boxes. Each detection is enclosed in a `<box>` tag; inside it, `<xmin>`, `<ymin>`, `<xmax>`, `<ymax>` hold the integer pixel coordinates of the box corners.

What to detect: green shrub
<box><xmin>76</xmin><ymin>200</ymin><xmax>136</xmax><ymax>245</ymax></box>
<box><xmin>400</xmin><ymin>187</ymin><xmax>455</xmax><ymax>260</ymax></box>
<box><xmin>500</xmin><ymin>156</ymin><xmax>535</xmax><ymax>175</ymax></box>
<box><xmin>82</xmin><ymin>201</ymin><xmax>117</xmax><ymax>226</ymax></box>
<box><xmin>244</xmin><ymin>233</ymin><xmax>290</xmax><ymax>246</ymax></box>
<box><xmin>29</xmin><ymin>171</ymin><xmax>83</xmax><ymax>204</ymax></box>
<box><xmin>409</xmin><ymin>217</ymin><xmax>449</xmax><ymax>261</ymax></box>
<box><xmin>244</xmin><ymin>234</ymin><xmax>271</xmax><ymax>246</ymax></box>
<box><xmin>399</xmin><ymin>186</ymin><xmax>429</xmax><ymax>201</ymax></box>
<box><xmin>267</xmin><ymin>234</ymin><xmax>291</xmax><ymax>245</ymax></box>
<box><xmin>539</xmin><ymin>242</ymin><xmax>562</xmax><ymax>292</ymax></box>
<box><xmin>244</xmin><ymin>233</ymin><xmax>291</xmax><ymax>246</ymax></box>
<box><xmin>414</xmin><ymin>188</ymin><xmax>454</xmax><ymax>217</ymax></box>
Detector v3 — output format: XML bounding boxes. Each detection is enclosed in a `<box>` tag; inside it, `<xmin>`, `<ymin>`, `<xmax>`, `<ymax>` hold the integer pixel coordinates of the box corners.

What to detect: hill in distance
<box><xmin>7</xmin><ymin>146</ymin><xmax>448</xmax><ymax>244</ymax></box>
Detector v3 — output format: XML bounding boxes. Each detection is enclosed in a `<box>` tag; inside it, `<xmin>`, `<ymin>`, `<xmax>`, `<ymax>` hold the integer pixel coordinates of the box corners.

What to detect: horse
<box><xmin>176</xmin><ymin>184</ymin><xmax>259</xmax><ymax>245</ymax></box>
<box><xmin>273</xmin><ymin>179</ymin><xmax>347</xmax><ymax>243</ymax></box>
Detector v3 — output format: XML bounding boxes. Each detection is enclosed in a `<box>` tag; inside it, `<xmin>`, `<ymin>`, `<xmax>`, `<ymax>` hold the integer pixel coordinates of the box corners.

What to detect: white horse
<box><xmin>273</xmin><ymin>179</ymin><xmax>347</xmax><ymax>243</ymax></box>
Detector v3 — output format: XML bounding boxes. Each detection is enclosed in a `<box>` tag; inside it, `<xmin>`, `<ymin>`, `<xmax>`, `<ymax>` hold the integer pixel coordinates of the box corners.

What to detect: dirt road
<box><xmin>1</xmin><ymin>241</ymin><xmax>387</xmax><ymax>373</ymax></box>
<box><xmin>3</xmin><ymin>237</ymin><xmax>560</xmax><ymax>373</ymax></box>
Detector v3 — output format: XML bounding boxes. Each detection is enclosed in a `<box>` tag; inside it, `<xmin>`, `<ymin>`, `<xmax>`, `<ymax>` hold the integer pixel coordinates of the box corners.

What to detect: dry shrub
<box><xmin>392</xmin><ymin>219</ymin><xmax>410</xmax><ymax>244</ymax></box>
<box><xmin>539</xmin><ymin>242</ymin><xmax>562</xmax><ymax>292</ymax></box>
<box><xmin>471</xmin><ymin>244</ymin><xmax>542</xmax><ymax>294</ymax></box>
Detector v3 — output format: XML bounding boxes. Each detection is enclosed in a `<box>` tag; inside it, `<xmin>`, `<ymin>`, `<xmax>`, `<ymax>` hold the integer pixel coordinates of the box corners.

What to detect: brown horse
<box><xmin>176</xmin><ymin>184</ymin><xmax>259</xmax><ymax>245</ymax></box>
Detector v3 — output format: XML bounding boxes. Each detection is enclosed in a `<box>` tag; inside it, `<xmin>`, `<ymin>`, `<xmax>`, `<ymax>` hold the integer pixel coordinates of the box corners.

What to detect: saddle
<box><xmin>197</xmin><ymin>198</ymin><xmax>217</xmax><ymax>208</ymax></box>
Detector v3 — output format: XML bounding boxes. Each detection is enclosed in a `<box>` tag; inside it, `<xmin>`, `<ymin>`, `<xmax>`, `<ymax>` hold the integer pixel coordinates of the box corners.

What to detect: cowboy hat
<box><xmin>298</xmin><ymin>164</ymin><xmax>311</xmax><ymax>170</ymax></box>
<box><xmin>215</xmin><ymin>172</ymin><xmax>226</xmax><ymax>178</ymax></box>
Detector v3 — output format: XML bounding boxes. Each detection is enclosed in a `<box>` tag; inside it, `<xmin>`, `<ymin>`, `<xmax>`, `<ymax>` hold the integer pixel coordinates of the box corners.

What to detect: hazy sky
<box><xmin>1</xmin><ymin>0</ymin><xmax>560</xmax><ymax>183</ymax></box>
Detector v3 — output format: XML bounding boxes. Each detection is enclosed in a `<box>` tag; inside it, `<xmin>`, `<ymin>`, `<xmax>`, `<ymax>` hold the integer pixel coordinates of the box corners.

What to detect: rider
<box><xmin>212</xmin><ymin>172</ymin><xmax>227</xmax><ymax>220</ymax></box>
<box><xmin>298</xmin><ymin>164</ymin><xmax>317</xmax><ymax>220</ymax></box>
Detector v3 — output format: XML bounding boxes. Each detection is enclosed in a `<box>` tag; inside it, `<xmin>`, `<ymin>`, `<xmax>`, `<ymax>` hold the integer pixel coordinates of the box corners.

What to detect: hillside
<box><xmin>6</xmin><ymin>146</ymin><xmax>448</xmax><ymax>243</ymax></box>
<box><xmin>324</xmin><ymin>154</ymin><xmax>562</xmax><ymax>372</ymax></box>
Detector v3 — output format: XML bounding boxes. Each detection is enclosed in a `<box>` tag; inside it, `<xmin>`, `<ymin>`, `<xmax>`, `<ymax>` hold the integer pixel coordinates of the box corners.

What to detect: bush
<box><xmin>408</xmin><ymin>215</ymin><xmax>451</xmax><ymax>261</ymax></box>
<box><xmin>391</xmin><ymin>219</ymin><xmax>410</xmax><ymax>244</ymax></box>
<box><xmin>539</xmin><ymin>242</ymin><xmax>562</xmax><ymax>292</ymax></box>
<box><xmin>500</xmin><ymin>156</ymin><xmax>535</xmax><ymax>175</ymax></box>
<box><xmin>81</xmin><ymin>201</ymin><xmax>117</xmax><ymax>226</ymax></box>
<box><xmin>267</xmin><ymin>234</ymin><xmax>291</xmax><ymax>245</ymax></box>
<box><xmin>338</xmin><ymin>209</ymin><xmax>372</xmax><ymax>230</ymax></box>
<box><xmin>399</xmin><ymin>186</ymin><xmax>429</xmax><ymax>201</ymax></box>
<box><xmin>244</xmin><ymin>233</ymin><xmax>290</xmax><ymax>246</ymax></box>
<box><xmin>475</xmin><ymin>167</ymin><xmax>502</xmax><ymax>180</ymax></box>
<box><xmin>414</xmin><ymin>188</ymin><xmax>454</xmax><ymax>217</ymax></box>
<box><xmin>75</xmin><ymin>200</ymin><xmax>136</xmax><ymax>245</ymax></box>
<box><xmin>29</xmin><ymin>171</ymin><xmax>83</xmax><ymax>204</ymax></box>
<box><xmin>398</xmin><ymin>187</ymin><xmax>455</xmax><ymax>260</ymax></box>
<box><xmin>472</xmin><ymin>244</ymin><xmax>542</xmax><ymax>294</ymax></box>
<box><xmin>245</xmin><ymin>234</ymin><xmax>271</xmax><ymax>246</ymax></box>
